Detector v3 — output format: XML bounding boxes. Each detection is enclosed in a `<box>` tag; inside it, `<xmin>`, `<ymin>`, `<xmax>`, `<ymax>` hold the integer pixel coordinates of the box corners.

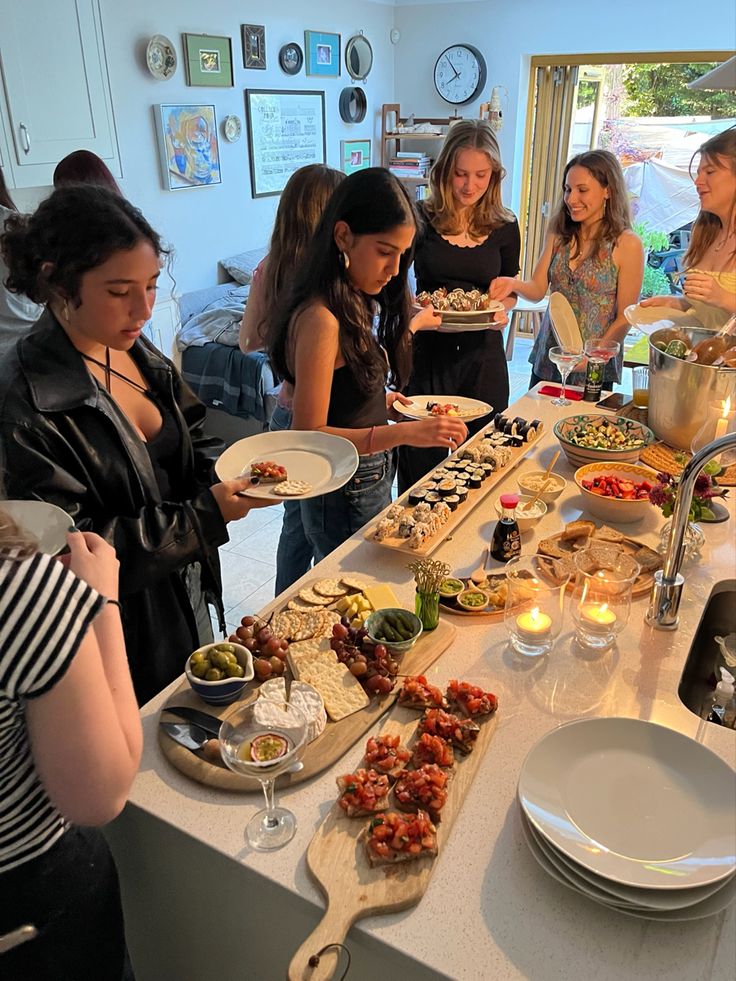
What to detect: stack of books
<box><xmin>388</xmin><ymin>151</ymin><xmax>432</xmax><ymax>179</ymax></box>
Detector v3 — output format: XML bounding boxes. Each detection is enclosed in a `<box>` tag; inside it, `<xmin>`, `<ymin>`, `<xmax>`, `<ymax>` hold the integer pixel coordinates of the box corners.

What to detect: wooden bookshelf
<box><xmin>381</xmin><ymin>104</ymin><xmax>460</xmax><ymax>198</ymax></box>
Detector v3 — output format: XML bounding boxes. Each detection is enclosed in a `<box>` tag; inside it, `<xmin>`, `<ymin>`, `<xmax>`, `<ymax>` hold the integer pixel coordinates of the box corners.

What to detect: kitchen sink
<box><xmin>678</xmin><ymin>580</ymin><xmax>736</xmax><ymax>720</ymax></box>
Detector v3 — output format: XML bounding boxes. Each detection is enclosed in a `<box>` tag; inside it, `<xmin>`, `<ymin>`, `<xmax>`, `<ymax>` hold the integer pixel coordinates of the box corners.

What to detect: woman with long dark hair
<box><xmin>266</xmin><ymin>167</ymin><xmax>467</xmax><ymax>564</ymax></box>
<box><xmin>0</xmin><ymin>167</ymin><xmax>43</xmax><ymax>358</ymax></box>
<box><xmin>0</xmin><ymin>184</ymin><xmax>273</xmax><ymax>704</ymax></box>
<box><xmin>491</xmin><ymin>149</ymin><xmax>643</xmax><ymax>389</ymax></box>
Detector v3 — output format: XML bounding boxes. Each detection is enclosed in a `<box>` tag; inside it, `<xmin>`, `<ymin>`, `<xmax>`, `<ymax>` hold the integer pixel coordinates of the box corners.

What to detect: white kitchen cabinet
<box><xmin>0</xmin><ymin>0</ymin><xmax>120</xmax><ymax>187</ymax></box>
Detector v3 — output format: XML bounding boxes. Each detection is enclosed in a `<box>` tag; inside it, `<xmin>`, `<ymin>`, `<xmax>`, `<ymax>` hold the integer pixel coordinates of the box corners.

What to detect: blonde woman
<box><xmin>642</xmin><ymin>128</ymin><xmax>736</xmax><ymax>330</ymax></box>
<box><xmin>397</xmin><ymin>119</ymin><xmax>520</xmax><ymax>492</ymax></box>
<box><xmin>491</xmin><ymin>149</ymin><xmax>644</xmax><ymax>390</ymax></box>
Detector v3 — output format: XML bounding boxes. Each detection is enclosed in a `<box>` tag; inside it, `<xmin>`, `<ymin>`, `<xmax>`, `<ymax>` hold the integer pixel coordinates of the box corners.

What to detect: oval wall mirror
<box><xmin>345</xmin><ymin>34</ymin><xmax>373</xmax><ymax>81</ymax></box>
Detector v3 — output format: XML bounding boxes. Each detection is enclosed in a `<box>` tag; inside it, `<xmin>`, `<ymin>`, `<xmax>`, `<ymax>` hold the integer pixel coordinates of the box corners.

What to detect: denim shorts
<box><xmin>301</xmin><ymin>450</ymin><xmax>392</xmax><ymax>563</ymax></box>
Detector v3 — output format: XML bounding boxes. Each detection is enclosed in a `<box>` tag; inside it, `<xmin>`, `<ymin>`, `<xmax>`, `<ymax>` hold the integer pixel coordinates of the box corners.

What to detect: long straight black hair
<box><xmin>266</xmin><ymin>167</ymin><xmax>418</xmax><ymax>394</ymax></box>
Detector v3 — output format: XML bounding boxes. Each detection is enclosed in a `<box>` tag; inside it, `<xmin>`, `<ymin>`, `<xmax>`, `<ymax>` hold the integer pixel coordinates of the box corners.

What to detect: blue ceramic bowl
<box><xmin>365</xmin><ymin>608</ymin><xmax>423</xmax><ymax>654</ymax></box>
<box><xmin>554</xmin><ymin>414</ymin><xmax>655</xmax><ymax>468</ymax></box>
<box><xmin>184</xmin><ymin>642</ymin><xmax>254</xmax><ymax>705</ymax></box>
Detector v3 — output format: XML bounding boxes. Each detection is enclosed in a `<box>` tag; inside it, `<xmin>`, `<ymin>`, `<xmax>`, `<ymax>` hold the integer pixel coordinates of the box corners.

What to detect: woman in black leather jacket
<box><xmin>0</xmin><ymin>185</ymin><xmax>273</xmax><ymax>705</ymax></box>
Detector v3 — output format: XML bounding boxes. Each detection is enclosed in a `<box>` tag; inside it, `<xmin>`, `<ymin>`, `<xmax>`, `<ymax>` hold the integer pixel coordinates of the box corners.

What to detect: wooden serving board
<box><xmin>287</xmin><ymin>700</ymin><xmax>499</xmax><ymax>981</ymax></box>
<box><xmin>438</xmin><ymin>574</ymin><xmax>508</xmax><ymax>621</ymax></box>
<box><xmin>535</xmin><ymin>528</ymin><xmax>656</xmax><ymax>598</ymax></box>
<box><xmin>158</xmin><ymin>620</ymin><xmax>456</xmax><ymax>791</ymax></box>
<box><xmin>364</xmin><ymin>425</ymin><xmax>542</xmax><ymax>557</ymax></box>
<box><xmin>639</xmin><ymin>441</ymin><xmax>736</xmax><ymax>487</ymax></box>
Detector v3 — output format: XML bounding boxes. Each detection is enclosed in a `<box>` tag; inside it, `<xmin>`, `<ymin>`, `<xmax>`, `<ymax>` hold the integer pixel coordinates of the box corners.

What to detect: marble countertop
<box><xmin>131</xmin><ymin>388</ymin><xmax>736</xmax><ymax>981</ymax></box>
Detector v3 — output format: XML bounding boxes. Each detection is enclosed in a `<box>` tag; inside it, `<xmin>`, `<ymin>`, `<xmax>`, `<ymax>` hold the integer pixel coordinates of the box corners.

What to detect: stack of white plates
<box><xmin>517</xmin><ymin>717</ymin><xmax>736</xmax><ymax>921</ymax></box>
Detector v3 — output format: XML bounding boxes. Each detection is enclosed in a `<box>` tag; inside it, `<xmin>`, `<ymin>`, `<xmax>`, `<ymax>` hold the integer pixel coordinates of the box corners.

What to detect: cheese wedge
<box><xmin>363</xmin><ymin>584</ymin><xmax>402</xmax><ymax>612</ymax></box>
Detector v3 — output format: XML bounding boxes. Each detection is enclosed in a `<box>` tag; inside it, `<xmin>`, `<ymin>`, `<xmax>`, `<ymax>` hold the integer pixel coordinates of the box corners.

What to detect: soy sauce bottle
<box><xmin>491</xmin><ymin>493</ymin><xmax>521</xmax><ymax>563</ymax></box>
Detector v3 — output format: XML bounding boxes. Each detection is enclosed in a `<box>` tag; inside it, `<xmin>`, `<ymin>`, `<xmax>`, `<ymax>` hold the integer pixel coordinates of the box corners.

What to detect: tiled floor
<box><xmin>213</xmin><ymin>335</ymin><xmax>628</xmax><ymax>629</ymax></box>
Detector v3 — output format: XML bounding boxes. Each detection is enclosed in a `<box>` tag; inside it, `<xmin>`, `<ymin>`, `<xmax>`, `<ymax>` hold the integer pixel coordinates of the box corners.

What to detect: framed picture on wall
<box><xmin>154</xmin><ymin>104</ymin><xmax>222</xmax><ymax>190</ymax></box>
<box><xmin>245</xmin><ymin>89</ymin><xmax>326</xmax><ymax>198</ymax></box>
<box><xmin>183</xmin><ymin>33</ymin><xmax>233</xmax><ymax>87</ymax></box>
<box><xmin>340</xmin><ymin>139</ymin><xmax>371</xmax><ymax>175</ymax></box>
<box><xmin>304</xmin><ymin>31</ymin><xmax>340</xmax><ymax>77</ymax></box>
<box><xmin>242</xmin><ymin>24</ymin><xmax>266</xmax><ymax>69</ymax></box>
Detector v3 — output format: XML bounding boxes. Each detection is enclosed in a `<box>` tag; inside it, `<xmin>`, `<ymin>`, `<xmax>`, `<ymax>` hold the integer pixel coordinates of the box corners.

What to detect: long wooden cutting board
<box><xmin>287</xmin><ymin>700</ymin><xmax>499</xmax><ymax>981</ymax></box>
<box><xmin>158</xmin><ymin>620</ymin><xmax>457</xmax><ymax>791</ymax></box>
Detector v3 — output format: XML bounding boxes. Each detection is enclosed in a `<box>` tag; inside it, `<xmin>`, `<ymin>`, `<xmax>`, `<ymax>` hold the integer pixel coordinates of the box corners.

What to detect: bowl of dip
<box><xmin>456</xmin><ymin>588</ymin><xmax>490</xmax><ymax>612</ymax></box>
<box><xmin>495</xmin><ymin>495</ymin><xmax>548</xmax><ymax>533</ymax></box>
<box><xmin>517</xmin><ymin>470</ymin><xmax>567</xmax><ymax>503</ymax></box>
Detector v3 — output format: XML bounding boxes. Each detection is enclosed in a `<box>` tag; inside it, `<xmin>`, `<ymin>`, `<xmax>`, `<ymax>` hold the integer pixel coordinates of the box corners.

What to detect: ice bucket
<box><xmin>648</xmin><ymin>327</ymin><xmax>736</xmax><ymax>450</ymax></box>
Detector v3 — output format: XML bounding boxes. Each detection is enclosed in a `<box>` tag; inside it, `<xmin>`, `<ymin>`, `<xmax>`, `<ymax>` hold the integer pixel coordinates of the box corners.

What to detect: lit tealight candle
<box><xmin>579</xmin><ymin>602</ymin><xmax>617</xmax><ymax>634</ymax></box>
<box><xmin>515</xmin><ymin>606</ymin><xmax>552</xmax><ymax>642</ymax></box>
<box><xmin>714</xmin><ymin>397</ymin><xmax>732</xmax><ymax>441</ymax></box>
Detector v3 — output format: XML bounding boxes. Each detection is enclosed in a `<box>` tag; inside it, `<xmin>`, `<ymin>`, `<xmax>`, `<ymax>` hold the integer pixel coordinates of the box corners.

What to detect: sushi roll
<box><xmin>467</xmin><ymin>473</ymin><xmax>482</xmax><ymax>489</ymax></box>
<box><xmin>408</xmin><ymin>489</ymin><xmax>427</xmax><ymax>506</ymax></box>
<box><xmin>437</xmin><ymin>478</ymin><xmax>457</xmax><ymax>497</ymax></box>
<box><xmin>413</xmin><ymin>501</ymin><xmax>432</xmax><ymax>520</ymax></box>
<box><xmin>455</xmin><ymin>485</ymin><xmax>469</xmax><ymax>504</ymax></box>
<box><xmin>422</xmin><ymin>481</ymin><xmax>438</xmax><ymax>492</ymax></box>
<box><xmin>494</xmin><ymin>413</ymin><xmax>507</xmax><ymax>430</ymax></box>
<box><xmin>443</xmin><ymin>494</ymin><xmax>460</xmax><ymax>511</ymax></box>
<box><xmin>373</xmin><ymin>517</ymin><xmax>397</xmax><ymax>542</ymax></box>
<box><xmin>530</xmin><ymin>419</ymin><xmax>543</xmax><ymax>433</ymax></box>
<box><xmin>512</xmin><ymin>416</ymin><xmax>527</xmax><ymax>428</ymax></box>
<box><xmin>386</xmin><ymin>503</ymin><xmax>404</xmax><ymax>521</ymax></box>
<box><xmin>424</xmin><ymin>491</ymin><xmax>441</xmax><ymax>505</ymax></box>
<box><xmin>480</xmin><ymin>462</ymin><xmax>495</xmax><ymax>478</ymax></box>
<box><xmin>397</xmin><ymin>515</ymin><xmax>416</xmax><ymax>538</ymax></box>
<box><xmin>454</xmin><ymin>474</ymin><xmax>469</xmax><ymax>487</ymax></box>
<box><xmin>409</xmin><ymin>523</ymin><xmax>432</xmax><ymax>550</ymax></box>
<box><xmin>519</xmin><ymin>424</ymin><xmax>535</xmax><ymax>442</ymax></box>
<box><xmin>432</xmin><ymin>501</ymin><xmax>451</xmax><ymax>523</ymax></box>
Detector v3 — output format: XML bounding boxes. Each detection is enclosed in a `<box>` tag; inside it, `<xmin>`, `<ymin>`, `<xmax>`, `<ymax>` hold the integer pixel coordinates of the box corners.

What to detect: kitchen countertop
<box><xmin>111</xmin><ymin>387</ymin><xmax>736</xmax><ymax>981</ymax></box>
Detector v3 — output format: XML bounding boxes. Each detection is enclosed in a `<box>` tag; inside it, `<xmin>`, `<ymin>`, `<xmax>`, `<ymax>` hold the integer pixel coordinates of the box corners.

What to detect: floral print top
<box><xmin>530</xmin><ymin>238</ymin><xmax>622</xmax><ymax>385</ymax></box>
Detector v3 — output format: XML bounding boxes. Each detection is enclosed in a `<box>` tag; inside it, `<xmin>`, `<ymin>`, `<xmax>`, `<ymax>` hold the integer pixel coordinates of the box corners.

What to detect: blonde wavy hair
<box><xmin>0</xmin><ymin>507</ymin><xmax>38</xmax><ymax>559</ymax></box>
<box><xmin>423</xmin><ymin>119</ymin><xmax>515</xmax><ymax>239</ymax></box>
<box><xmin>685</xmin><ymin>127</ymin><xmax>736</xmax><ymax>268</ymax></box>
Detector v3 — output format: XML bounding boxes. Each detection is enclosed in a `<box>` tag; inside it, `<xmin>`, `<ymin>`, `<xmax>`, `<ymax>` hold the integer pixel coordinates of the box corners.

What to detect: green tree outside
<box><xmin>622</xmin><ymin>63</ymin><xmax>736</xmax><ymax>118</ymax></box>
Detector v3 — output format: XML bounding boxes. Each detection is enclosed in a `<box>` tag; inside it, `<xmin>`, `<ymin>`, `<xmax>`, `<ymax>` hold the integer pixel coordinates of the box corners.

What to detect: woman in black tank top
<box><xmin>398</xmin><ymin>120</ymin><xmax>520</xmax><ymax>493</ymax></box>
<box><xmin>266</xmin><ymin>169</ymin><xmax>468</xmax><ymax>567</ymax></box>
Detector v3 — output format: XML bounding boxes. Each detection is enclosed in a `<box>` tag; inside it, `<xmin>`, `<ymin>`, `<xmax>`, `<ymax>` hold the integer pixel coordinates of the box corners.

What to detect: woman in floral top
<box><xmin>491</xmin><ymin>150</ymin><xmax>643</xmax><ymax>388</ymax></box>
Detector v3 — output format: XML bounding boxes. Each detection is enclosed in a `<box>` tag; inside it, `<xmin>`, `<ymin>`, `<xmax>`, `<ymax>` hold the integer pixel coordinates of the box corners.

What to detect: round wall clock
<box><xmin>433</xmin><ymin>44</ymin><xmax>487</xmax><ymax>106</ymax></box>
<box><xmin>339</xmin><ymin>87</ymin><xmax>367</xmax><ymax>124</ymax></box>
<box><xmin>279</xmin><ymin>42</ymin><xmax>303</xmax><ymax>76</ymax></box>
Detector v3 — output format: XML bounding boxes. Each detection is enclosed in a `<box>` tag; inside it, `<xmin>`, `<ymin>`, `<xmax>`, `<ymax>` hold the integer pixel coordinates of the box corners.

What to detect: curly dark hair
<box><xmin>266</xmin><ymin>167</ymin><xmax>417</xmax><ymax>394</ymax></box>
<box><xmin>0</xmin><ymin>184</ymin><xmax>167</xmax><ymax>306</ymax></box>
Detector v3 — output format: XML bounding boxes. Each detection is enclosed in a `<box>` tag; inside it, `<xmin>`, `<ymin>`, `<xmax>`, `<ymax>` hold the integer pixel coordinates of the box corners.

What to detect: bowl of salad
<box><xmin>554</xmin><ymin>414</ymin><xmax>655</xmax><ymax>468</ymax></box>
<box><xmin>574</xmin><ymin>463</ymin><xmax>658</xmax><ymax>523</ymax></box>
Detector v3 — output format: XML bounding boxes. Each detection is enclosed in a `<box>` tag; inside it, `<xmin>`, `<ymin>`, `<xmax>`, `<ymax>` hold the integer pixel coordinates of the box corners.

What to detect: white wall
<box><xmin>16</xmin><ymin>1</ymin><xmax>396</xmax><ymax>295</ymax></box>
<box><xmin>392</xmin><ymin>0</ymin><xmax>736</xmax><ymax>210</ymax></box>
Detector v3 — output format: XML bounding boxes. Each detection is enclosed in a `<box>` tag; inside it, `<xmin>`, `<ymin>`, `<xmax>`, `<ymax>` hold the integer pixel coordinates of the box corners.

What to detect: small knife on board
<box><xmin>161</xmin><ymin>705</ymin><xmax>223</xmax><ymax>737</ymax></box>
<box><xmin>159</xmin><ymin>721</ymin><xmax>211</xmax><ymax>753</ymax></box>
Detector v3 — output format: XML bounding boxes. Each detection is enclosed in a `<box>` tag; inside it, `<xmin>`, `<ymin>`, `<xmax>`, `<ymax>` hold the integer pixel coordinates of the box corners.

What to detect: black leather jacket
<box><xmin>0</xmin><ymin>312</ymin><xmax>229</xmax><ymax>705</ymax></box>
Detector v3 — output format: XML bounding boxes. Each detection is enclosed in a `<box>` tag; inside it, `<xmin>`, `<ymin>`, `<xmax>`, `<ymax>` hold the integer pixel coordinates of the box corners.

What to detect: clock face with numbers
<box><xmin>433</xmin><ymin>44</ymin><xmax>487</xmax><ymax>105</ymax></box>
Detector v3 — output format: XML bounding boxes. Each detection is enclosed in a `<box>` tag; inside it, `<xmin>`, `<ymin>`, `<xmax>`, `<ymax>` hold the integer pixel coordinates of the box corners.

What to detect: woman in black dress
<box><xmin>398</xmin><ymin>120</ymin><xmax>520</xmax><ymax>492</ymax></box>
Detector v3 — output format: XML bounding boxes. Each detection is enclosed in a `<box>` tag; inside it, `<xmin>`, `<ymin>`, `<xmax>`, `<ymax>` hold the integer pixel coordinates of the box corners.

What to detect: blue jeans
<box><xmin>301</xmin><ymin>451</ymin><xmax>392</xmax><ymax>563</ymax></box>
<box><xmin>270</xmin><ymin>404</ymin><xmax>315</xmax><ymax>594</ymax></box>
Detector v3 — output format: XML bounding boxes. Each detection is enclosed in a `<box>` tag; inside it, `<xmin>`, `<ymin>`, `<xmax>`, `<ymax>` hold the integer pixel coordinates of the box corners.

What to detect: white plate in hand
<box><xmin>624</xmin><ymin>303</ymin><xmax>702</xmax><ymax>335</ymax></box>
<box><xmin>1</xmin><ymin>500</ymin><xmax>72</xmax><ymax>555</ymax></box>
<box><xmin>413</xmin><ymin>301</ymin><xmax>504</xmax><ymax>332</ymax></box>
<box><xmin>215</xmin><ymin>431</ymin><xmax>359</xmax><ymax>500</ymax></box>
<box><xmin>393</xmin><ymin>395</ymin><xmax>493</xmax><ymax>422</ymax></box>
<box><xmin>518</xmin><ymin>717</ymin><xmax>736</xmax><ymax>890</ymax></box>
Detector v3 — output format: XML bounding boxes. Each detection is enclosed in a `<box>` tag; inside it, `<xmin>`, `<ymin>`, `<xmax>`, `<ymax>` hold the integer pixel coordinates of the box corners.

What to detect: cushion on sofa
<box><xmin>219</xmin><ymin>247</ymin><xmax>268</xmax><ymax>285</ymax></box>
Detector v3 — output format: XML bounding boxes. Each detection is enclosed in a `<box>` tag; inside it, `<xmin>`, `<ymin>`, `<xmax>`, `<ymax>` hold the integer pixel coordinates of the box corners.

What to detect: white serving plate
<box><xmin>394</xmin><ymin>394</ymin><xmax>493</xmax><ymax>423</ymax></box>
<box><xmin>518</xmin><ymin>717</ymin><xmax>736</xmax><ymax>890</ymax></box>
<box><xmin>519</xmin><ymin>808</ymin><xmax>736</xmax><ymax>921</ymax></box>
<box><xmin>413</xmin><ymin>301</ymin><xmax>504</xmax><ymax>332</ymax></box>
<box><xmin>624</xmin><ymin>302</ymin><xmax>702</xmax><ymax>336</ymax></box>
<box><xmin>1</xmin><ymin>500</ymin><xmax>72</xmax><ymax>555</ymax></box>
<box><xmin>146</xmin><ymin>34</ymin><xmax>177</xmax><ymax>80</ymax></box>
<box><xmin>215</xmin><ymin>431</ymin><xmax>359</xmax><ymax>501</ymax></box>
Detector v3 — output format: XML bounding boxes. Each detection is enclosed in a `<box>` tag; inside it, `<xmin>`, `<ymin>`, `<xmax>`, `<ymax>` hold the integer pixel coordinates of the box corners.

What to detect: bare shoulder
<box><xmin>293</xmin><ymin>300</ymin><xmax>339</xmax><ymax>337</ymax></box>
<box><xmin>616</xmin><ymin>229</ymin><xmax>645</xmax><ymax>257</ymax></box>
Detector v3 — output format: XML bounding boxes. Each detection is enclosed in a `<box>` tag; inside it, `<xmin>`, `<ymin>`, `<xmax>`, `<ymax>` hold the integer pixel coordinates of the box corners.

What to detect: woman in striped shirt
<box><xmin>0</xmin><ymin>514</ymin><xmax>141</xmax><ymax>980</ymax></box>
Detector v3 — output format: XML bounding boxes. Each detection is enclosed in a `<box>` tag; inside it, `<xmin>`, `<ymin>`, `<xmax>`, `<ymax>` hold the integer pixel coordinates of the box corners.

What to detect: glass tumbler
<box><xmin>504</xmin><ymin>554</ymin><xmax>569</xmax><ymax>658</ymax></box>
<box><xmin>572</xmin><ymin>546</ymin><xmax>640</xmax><ymax>651</ymax></box>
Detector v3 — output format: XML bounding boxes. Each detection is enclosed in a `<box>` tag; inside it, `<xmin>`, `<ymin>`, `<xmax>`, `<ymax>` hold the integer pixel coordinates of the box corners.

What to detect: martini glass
<box><xmin>220</xmin><ymin>696</ymin><xmax>307</xmax><ymax>850</ymax></box>
<box><xmin>548</xmin><ymin>346</ymin><xmax>583</xmax><ymax>406</ymax></box>
<box><xmin>583</xmin><ymin>338</ymin><xmax>620</xmax><ymax>366</ymax></box>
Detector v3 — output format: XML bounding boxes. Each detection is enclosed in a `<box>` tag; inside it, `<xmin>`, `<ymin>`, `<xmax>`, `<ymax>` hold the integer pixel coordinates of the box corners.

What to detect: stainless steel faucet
<box><xmin>646</xmin><ymin>431</ymin><xmax>736</xmax><ymax>630</ymax></box>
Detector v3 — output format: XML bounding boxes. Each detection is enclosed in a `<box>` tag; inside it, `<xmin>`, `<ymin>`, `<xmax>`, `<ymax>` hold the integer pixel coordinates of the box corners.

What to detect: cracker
<box><xmin>313</xmin><ymin>578</ymin><xmax>349</xmax><ymax>598</ymax></box>
<box><xmin>288</xmin><ymin>647</ymin><xmax>338</xmax><ymax>680</ymax></box>
<box><xmin>292</xmin><ymin>611</ymin><xmax>323</xmax><ymax>642</ymax></box>
<box><xmin>287</xmin><ymin>597</ymin><xmax>323</xmax><ymax>612</ymax></box>
<box><xmin>299</xmin><ymin>658</ymin><xmax>369</xmax><ymax>720</ymax></box>
<box><xmin>340</xmin><ymin>575</ymin><xmax>369</xmax><ymax>593</ymax></box>
<box><xmin>287</xmin><ymin>637</ymin><xmax>332</xmax><ymax>660</ymax></box>
<box><xmin>273</xmin><ymin>480</ymin><xmax>312</xmax><ymax>497</ymax></box>
<box><xmin>271</xmin><ymin>611</ymin><xmax>296</xmax><ymax>640</ymax></box>
<box><xmin>298</xmin><ymin>587</ymin><xmax>332</xmax><ymax>606</ymax></box>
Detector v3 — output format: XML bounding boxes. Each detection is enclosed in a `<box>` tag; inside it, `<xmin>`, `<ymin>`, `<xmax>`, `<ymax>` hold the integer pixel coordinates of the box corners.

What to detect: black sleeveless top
<box><xmin>327</xmin><ymin>364</ymin><xmax>387</xmax><ymax>429</ymax></box>
<box><xmin>144</xmin><ymin>395</ymin><xmax>180</xmax><ymax>500</ymax></box>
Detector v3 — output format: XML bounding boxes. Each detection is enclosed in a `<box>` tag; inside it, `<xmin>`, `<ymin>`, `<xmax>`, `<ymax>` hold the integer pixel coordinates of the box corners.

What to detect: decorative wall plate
<box><xmin>146</xmin><ymin>34</ymin><xmax>177</xmax><ymax>81</ymax></box>
<box><xmin>223</xmin><ymin>115</ymin><xmax>242</xmax><ymax>143</ymax></box>
<box><xmin>279</xmin><ymin>42</ymin><xmax>303</xmax><ymax>76</ymax></box>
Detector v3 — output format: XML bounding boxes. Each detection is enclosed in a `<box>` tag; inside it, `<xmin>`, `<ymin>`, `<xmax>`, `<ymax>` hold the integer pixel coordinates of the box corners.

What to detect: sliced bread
<box><xmin>538</xmin><ymin>537</ymin><xmax>566</xmax><ymax>559</ymax></box>
<box><xmin>592</xmin><ymin>524</ymin><xmax>625</xmax><ymax>544</ymax></box>
<box><xmin>561</xmin><ymin>519</ymin><xmax>596</xmax><ymax>542</ymax></box>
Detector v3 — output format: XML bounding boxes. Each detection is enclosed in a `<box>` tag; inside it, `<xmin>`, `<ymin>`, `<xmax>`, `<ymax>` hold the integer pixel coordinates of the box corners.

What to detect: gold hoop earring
<box><xmin>340</xmin><ymin>251</ymin><xmax>350</xmax><ymax>271</ymax></box>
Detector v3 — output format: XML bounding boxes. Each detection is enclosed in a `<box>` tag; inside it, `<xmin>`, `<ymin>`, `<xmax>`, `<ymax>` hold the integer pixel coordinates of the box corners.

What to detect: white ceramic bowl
<box><xmin>517</xmin><ymin>470</ymin><xmax>567</xmax><ymax>503</ymax></box>
<box><xmin>185</xmin><ymin>642</ymin><xmax>254</xmax><ymax>705</ymax></box>
<box><xmin>554</xmin><ymin>414</ymin><xmax>656</xmax><ymax>468</ymax></box>
<box><xmin>495</xmin><ymin>495</ymin><xmax>548</xmax><ymax>533</ymax></box>
<box><xmin>574</xmin><ymin>463</ymin><xmax>658</xmax><ymax>524</ymax></box>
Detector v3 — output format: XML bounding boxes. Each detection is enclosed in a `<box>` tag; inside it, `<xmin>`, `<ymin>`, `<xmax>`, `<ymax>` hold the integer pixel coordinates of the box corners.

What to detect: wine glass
<box><xmin>219</xmin><ymin>695</ymin><xmax>308</xmax><ymax>850</ymax></box>
<box><xmin>583</xmin><ymin>338</ymin><xmax>620</xmax><ymax>364</ymax></box>
<box><xmin>548</xmin><ymin>346</ymin><xmax>583</xmax><ymax>406</ymax></box>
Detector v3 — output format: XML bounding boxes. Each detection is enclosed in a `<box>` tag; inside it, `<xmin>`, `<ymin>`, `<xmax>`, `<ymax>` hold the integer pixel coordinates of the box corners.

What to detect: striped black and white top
<box><xmin>0</xmin><ymin>550</ymin><xmax>103</xmax><ymax>873</ymax></box>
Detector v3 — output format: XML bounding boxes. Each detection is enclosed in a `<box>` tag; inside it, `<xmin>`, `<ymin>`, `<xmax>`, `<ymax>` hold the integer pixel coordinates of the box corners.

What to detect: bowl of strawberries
<box><xmin>574</xmin><ymin>463</ymin><xmax>658</xmax><ymax>524</ymax></box>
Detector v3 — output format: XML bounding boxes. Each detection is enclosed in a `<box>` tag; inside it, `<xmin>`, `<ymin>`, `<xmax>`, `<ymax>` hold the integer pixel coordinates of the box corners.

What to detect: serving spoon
<box><xmin>521</xmin><ymin>450</ymin><xmax>559</xmax><ymax>511</ymax></box>
<box><xmin>470</xmin><ymin>546</ymin><xmax>490</xmax><ymax>585</ymax></box>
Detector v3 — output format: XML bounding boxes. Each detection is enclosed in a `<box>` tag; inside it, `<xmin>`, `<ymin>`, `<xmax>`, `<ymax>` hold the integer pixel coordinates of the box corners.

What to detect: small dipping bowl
<box><xmin>517</xmin><ymin>470</ymin><xmax>567</xmax><ymax>503</ymax></box>
<box><xmin>495</xmin><ymin>495</ymin><xmax>548</xmax><ymax>533</ymax></box>
<box><xmin>365</xmin><ymin>608</ymin><xmax>423</xmax><ymax>654</ymax></box>
<box><xmin>439</xmin><ymin>577</ymin><xmax>465</xmax><ymax>599</ymax></box>
<box><xmin>185</xmin><ymin>642</ymin><xmax>254</xmax><ymax>705</ymax></box>
<box><xmin>456</xmin><ymin>588</ymin><xmax>490</xmax><ymax>612</ymax></box>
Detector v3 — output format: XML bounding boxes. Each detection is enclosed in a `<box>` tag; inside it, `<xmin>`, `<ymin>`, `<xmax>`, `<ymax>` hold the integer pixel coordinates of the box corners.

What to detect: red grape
<box><xmin>242</xmin><ymin>615</ymin><xmax>256</xmax><ymax>627</ymax></box>
<box><xmin>269</xmin><ymin>656</ymin><xmax>285</xmax><ymax>675</ymax></box>
<box><xmin>254</xmin><ymin>658</ymin><xmax>272</xmax><ymax>680</ymax></box>
<box><xmin>365</xmin><ymin>674</ymin><xmax>384</xmax><ymax>692</ymax></box>
<box><xmin>265</xmin><ymin>636</ymin><xmax>282</xmax><ymax>656</ymax></box>
<box><xmin>332</xmin><ymin>623</ymin><xmax>349</xmax><ymax>640</ymax></box>
<box><xmin>256</xmin><ymin>626</ymin><xmax>272</xmax><ymax>645</ymax></box>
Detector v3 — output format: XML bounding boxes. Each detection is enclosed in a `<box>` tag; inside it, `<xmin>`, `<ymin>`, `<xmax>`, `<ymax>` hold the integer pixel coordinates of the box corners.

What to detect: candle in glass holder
<box><xmin>515</xmin><ymin>606</ymin><xmax>552</xmax><ymax>643</ymax></box>
<box><xmin>579</xmin><ymin>602</ymin><xmax>617</xmax><ymax>634</ymax></box>
<box><xmin>715</xmin><ymin>397</ymin><xmax>732</xmax><ymax>441</ymax></box>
